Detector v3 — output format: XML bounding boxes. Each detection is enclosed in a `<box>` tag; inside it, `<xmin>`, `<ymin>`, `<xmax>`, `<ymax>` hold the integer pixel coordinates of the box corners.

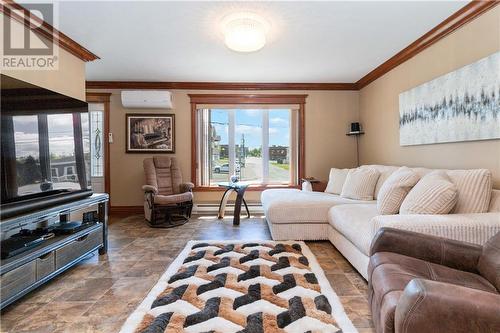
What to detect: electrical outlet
<box><xmin>108</xmin><ymin>133</ymin><xmax>114</xmax><ymax>143</ymax></box>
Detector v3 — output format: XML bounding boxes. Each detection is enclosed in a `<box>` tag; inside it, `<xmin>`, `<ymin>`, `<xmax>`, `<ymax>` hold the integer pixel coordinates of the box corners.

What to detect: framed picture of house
<box><xmin>126</xmin><ymin>114</ymin><xmax>175</xmax><ymax>153</ymax></box>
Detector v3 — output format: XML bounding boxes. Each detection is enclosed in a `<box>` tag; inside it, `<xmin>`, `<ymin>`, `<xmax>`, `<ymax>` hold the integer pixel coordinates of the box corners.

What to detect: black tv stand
<box><xmin>0</xmin><ymin>189</ymin><xmax>93</xmax><ymax>220</ymax></box>
<box><xmin>0</xmin><ymin>193</ymin><xmax>108</xmax><ymax>309</ymax></box>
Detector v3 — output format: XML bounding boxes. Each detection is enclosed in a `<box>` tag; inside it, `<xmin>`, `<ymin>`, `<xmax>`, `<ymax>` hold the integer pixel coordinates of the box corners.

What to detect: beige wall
<box><xmin>90</xmin><ymin>89</ymin><xmax>360</xmax><ymax>206</ymax></box>
<box><xmin>0</xmin><ymin>13</ymin><xmax>86</xmax><ymax>101</ymax></box>
<box><xmin>359</xmin><ymin>7</ymin><xmax>500</xmax><ymax>188</ymax></box>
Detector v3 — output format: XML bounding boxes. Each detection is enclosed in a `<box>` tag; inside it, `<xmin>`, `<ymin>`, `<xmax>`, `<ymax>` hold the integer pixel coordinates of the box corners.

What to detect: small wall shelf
<box><xmin>346</xmin><ymin>131</ymin><xmax>364</xmax><ymax>166</ymax></box>
<box><xmin>346</xmin><ymin>131</ymin><xmax>365</xmax><ymax>136</ymax></box>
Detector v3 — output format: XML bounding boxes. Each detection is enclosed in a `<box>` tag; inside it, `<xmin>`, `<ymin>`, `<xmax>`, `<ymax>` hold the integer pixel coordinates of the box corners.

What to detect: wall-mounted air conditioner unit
<box><xmin>121</xmin><ymin>90</ymin><xmax>173</xmax><ymax>109</ymax></box>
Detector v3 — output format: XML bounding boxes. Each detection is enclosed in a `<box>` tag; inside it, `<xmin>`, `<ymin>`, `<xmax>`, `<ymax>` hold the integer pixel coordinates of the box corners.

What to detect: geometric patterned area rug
<box><xmin>120</xmin><ymin>241</ymin><xmax>357</xmax><ymax>333</ymax></box>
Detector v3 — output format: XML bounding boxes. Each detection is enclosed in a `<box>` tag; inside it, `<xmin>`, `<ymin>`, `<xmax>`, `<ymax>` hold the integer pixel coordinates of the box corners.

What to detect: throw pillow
<box><xmin>340</xmin><ymin>168</ymin><xmax>380</xmax><ymax>201</ymax></box>
<box><xmin>400</xmin><ymin>171</ymin><xmax>458</xmax><ymax>215</ymax></box>
<box><xmin>325</xmin><ymin>168</ymin><xmax>350</xmax><ymax>194</ymax></box>
<box><xmin>377</xmin><ymin>166</ymin><xmax>420</xmax><ymax>215</ymax></box>
<box><xmin>447</xmin><ymin>169</ymin><xmax>492</xmax><ymax>214</ymax></box>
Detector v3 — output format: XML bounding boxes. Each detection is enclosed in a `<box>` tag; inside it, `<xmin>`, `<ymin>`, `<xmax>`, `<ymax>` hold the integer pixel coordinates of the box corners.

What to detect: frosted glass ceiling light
<box><xmin>222</xmin><ymin>12</ymin><xmax>270</xmax><ymax>53</ymax></box>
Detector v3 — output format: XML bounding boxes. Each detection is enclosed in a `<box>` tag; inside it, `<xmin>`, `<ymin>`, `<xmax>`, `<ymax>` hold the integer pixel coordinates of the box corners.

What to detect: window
<box><xmin>191</xmin><ymin>94</ymin><xmax>306</xmax><ymax>188</ymax></box>
<box><xmin>12</xmin><ymin>115</ymin><xmax>42</xmax><ymax>194</ymax></box>
<box><xmin>4</xmin><ymin>112</ymin><xmax>90</xmax><ymax>195</ymax></box>
<box><xmin>89</xmin><ymin>103</ymin><xmax>104</xmax><ymax>177</ymax></box>
<box><xmin>47</xmin><ymin>114</ymin><xmax>77</xmax><ymax>185</ymax></box>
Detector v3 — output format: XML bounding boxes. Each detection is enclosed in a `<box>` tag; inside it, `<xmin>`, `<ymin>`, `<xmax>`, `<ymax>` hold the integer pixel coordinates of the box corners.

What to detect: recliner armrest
<box><xmin>370</xmin><ymin>227</ymin><xmax>482</xmax><ymax>273</ymax></box>
<box><xmin>142</xmin><ymin>185</ymin><xmax>158</xmax><ymax>194</ymax></box>
<box><xmin>395</xmin><ymin>279</ymin><xmax>500</xmax><ymax>333</ymax></box>
<box><xmin>180</xmin><ymin>182</ymin><xmax>195</xmax><ymax>193</ymax></box>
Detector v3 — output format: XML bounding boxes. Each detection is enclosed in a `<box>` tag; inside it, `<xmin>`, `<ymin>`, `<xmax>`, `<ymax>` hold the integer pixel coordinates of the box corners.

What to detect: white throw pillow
<box><xmin>400</xmin><ymin>171</ymin><xmax>458</xmax><ymax>215</ymax></box>
<box><xmin>325</xmin><ymin>168</ymin><xmax>350</xmax><ymax>194</ymax></box>
<box><xmin>377</xmin><ymin>167</ymin><xmax>420</xmax><ymax>215</ymax></box>
<box><xmin>447</xmin><ymin>169</ymin><xmax>492</xmax><ymax>214</ymax></box>
<box><xmin>340</xmin><ymin>168</ymin><xmax>380</xmax><ymax>201</ymax></box>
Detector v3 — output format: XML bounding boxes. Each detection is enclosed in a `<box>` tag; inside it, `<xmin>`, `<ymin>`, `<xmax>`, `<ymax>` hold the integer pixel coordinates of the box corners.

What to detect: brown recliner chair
<box><xmin>142</xmin><ymin>156</ymin><xmax>194</xmax><ymax>228</ymax></box>
<box><xmin>369</xmin><ymin>228</ymin><xmax>500</xmax><ymax>333</ymax></box>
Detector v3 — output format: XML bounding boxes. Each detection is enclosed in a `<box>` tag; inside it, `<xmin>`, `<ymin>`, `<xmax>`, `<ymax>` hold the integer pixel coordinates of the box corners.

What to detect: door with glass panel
<box><xmin>88</xmin><ymin>103</ymin><xmax>105</xmax><ymax>193</ymax></box>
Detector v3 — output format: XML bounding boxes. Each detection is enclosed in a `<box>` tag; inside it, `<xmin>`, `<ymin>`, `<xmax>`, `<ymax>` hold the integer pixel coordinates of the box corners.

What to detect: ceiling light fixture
<box><xmin>222</xmin><ymin>12</ymin><xmax>270</xmax><ymax>53</ymax></box>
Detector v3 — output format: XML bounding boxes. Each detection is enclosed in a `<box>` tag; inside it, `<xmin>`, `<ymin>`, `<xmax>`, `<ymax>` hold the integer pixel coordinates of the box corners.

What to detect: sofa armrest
<box><xmin>395</xmin><ymin>279</ymin><xmax>500</xmax><ymax>333</ymax></box>
<box><xmin>142</xmin><ymin>185</ymin><xmax>158</xmax><ymax>194</ymax></box>
<box><xmin>180</xmin><ymin>182</ymin><xmax>194</xmax><ymax>193</ymax></box>
<box><xmin>370</xmin><ymin>227</ymin><xmax>482</xmax><ymax>273</ymax></box>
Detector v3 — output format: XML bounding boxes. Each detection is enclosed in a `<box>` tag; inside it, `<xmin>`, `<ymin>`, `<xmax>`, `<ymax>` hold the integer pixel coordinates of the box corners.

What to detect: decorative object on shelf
<box><xmin>346</xmin><ymin>122</ymin><xmax>364</xmax><ymax>166</ymax></box>
<box><xmin>126</xmin><ymin>114</ymin><xmax>175</xmax><ymax>153</ymax></box>
<box><xmin>221</xmin><ymin>12</ymin><xmax>270</xmax><ymax>53</ymax></box>
<box><xmin>230</xmin><ymin>174</ymin><xmax>239</xmax><ymax>183</ymax></box>
<box><xmin>399</xmin><ymin>51</ymin><xmax>500</xmax><ymax>146</ymax></box>
<box><xmin>350</xmin><ymin>122</ymin><xmax>361</xmax><ymax>133</ymax></box>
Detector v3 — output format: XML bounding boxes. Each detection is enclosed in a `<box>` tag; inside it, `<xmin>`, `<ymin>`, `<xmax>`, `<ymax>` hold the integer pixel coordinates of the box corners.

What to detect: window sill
<box><xmin>193</xmin><ymin>184</ymin><xmax>300</xmax><ymax>192</ymax></box>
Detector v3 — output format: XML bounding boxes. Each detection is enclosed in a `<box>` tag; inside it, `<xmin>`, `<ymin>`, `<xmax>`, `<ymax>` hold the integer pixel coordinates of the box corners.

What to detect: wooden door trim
<box><xmin>86</xmin><ymin>93</ymin><xmax>111</xmax><ymax>202</ymax></box>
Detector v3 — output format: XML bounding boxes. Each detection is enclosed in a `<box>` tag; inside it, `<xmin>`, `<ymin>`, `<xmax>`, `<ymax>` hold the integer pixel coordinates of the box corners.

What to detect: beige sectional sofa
<box><xmin>261</xmin><ymin>165</ymin><xmax>500</xmax><ymax>279</ymax></box>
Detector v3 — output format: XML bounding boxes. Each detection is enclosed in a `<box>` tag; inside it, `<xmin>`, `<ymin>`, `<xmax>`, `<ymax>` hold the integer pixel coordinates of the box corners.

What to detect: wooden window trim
<box><xmin>193</xmin><ymin>184</ymin><xmax>301</xmax><ymax>192</ymax></box>
<box><xmin>189</xmin><ymin>94</ymin><xmax>307</xmax><ymax>191</ymax></box>
<box><xmin>86</xmin><ymin>93</ymin><xmax>111</xmax><ymax>201</ymax></box>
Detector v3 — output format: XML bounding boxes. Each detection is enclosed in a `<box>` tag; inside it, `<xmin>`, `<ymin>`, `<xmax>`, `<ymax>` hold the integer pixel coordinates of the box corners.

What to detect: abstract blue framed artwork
<box><xmin>399</xmin><ymin>52</ymin><xmax>500</xmax><ymax>146</ymax></box>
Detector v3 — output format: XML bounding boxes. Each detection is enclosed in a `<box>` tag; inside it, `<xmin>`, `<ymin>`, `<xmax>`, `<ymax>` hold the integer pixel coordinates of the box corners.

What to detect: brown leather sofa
<box><xmin>368</xmin><ymin>228</ymin><xmax>500</xmax><ymax>333</ymax></box>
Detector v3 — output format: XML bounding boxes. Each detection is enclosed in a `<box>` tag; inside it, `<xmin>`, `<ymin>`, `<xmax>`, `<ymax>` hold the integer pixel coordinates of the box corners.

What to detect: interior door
<box><xmin>88</xmin><ymin>103</ymin><xmax>105</xmax><ymax>193</ymax></box>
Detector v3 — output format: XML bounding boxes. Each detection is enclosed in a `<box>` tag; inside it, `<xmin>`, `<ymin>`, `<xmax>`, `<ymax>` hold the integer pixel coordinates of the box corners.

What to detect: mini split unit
<box><xmin>121</xmin><ymin>90</ymin><xmax>173</xmax><ymax>109</ymax></box>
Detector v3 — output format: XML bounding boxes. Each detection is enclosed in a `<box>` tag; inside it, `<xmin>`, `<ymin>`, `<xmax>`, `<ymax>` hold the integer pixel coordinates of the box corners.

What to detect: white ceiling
<box><xmin>57</xmin><ymin>1</ymin><xmax>468</xmax><ymax>83</ymax></box>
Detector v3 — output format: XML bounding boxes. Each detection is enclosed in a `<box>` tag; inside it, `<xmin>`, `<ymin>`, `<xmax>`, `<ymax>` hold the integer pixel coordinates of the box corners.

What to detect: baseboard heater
<box><xmin>194</xmin><ymin>203</ymin><xmax>263</xmax><ymax>214</ymax></box>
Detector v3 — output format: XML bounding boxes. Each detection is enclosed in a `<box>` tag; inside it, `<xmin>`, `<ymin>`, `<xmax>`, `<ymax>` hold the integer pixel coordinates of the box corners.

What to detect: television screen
<box><xmin>1</xmin><ymin>75</ymin><xmax>91</xmax><ymax>205</ymax></box>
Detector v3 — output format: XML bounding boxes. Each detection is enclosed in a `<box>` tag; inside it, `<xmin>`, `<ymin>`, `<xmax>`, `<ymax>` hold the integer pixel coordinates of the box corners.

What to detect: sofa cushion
<box><xmin>328</xmin><ymin>204</ymin><xmax>379</xmax><ymax>255</ymax></box>
<box><xmin>341</xmin><ymin>168</ymin><xmax>381</xmax><ymax>201</ymax></box>
<box><xmin>325</xmin><ymin>168</ymin><xmax>350</xmax><ymax>194</ymax></box>
<box><xmin>400</xmin><ymin>171</ymin><xmax>458</xmax><ymax>215</ymax></box>
<box><xmin>154</xmin><ymin>192</ymin><xmax>193</xmax><ymax>205</ymax></box>
<box><xmin>377</xmin><ymin>167</ymin><xmax>420</xmax><ymax>215</ymax></box>
<box><xmin>361</xmin><ymin>165</ymin><xmax>399</xmax><ymax>199</ymax></box>
<box><xmin>447</xmin><ymin>169</ymin><xmax>492</xmax><ymax>214</ymax></box>
<box><xmin>262</xmin><ymin>189</ymin><xmax>373</xmax><ymax>225</ymax></box>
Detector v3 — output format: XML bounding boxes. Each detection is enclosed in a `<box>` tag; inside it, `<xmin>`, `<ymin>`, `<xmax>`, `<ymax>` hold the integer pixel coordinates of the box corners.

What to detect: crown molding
<box><xmin>356</xmin><ymin>0</ymin><xmax>499</xmax><ymax>89</ymax></box>
<box><xmin>86</xmin><ymin>81</ymin><xmax>357</xmax><ymax>91</ymax></box>
<box><xmin>0</xmin><ymin>0</ymin><xmax>99</xmax><ymax>62</ymax></box>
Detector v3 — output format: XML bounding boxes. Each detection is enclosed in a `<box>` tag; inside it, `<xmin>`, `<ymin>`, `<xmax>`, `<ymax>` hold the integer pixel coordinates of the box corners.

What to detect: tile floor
<box><xmin>0</xmin><ymin>214</ymin><xmax>374</xmax><ymax>333</ymax></box>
